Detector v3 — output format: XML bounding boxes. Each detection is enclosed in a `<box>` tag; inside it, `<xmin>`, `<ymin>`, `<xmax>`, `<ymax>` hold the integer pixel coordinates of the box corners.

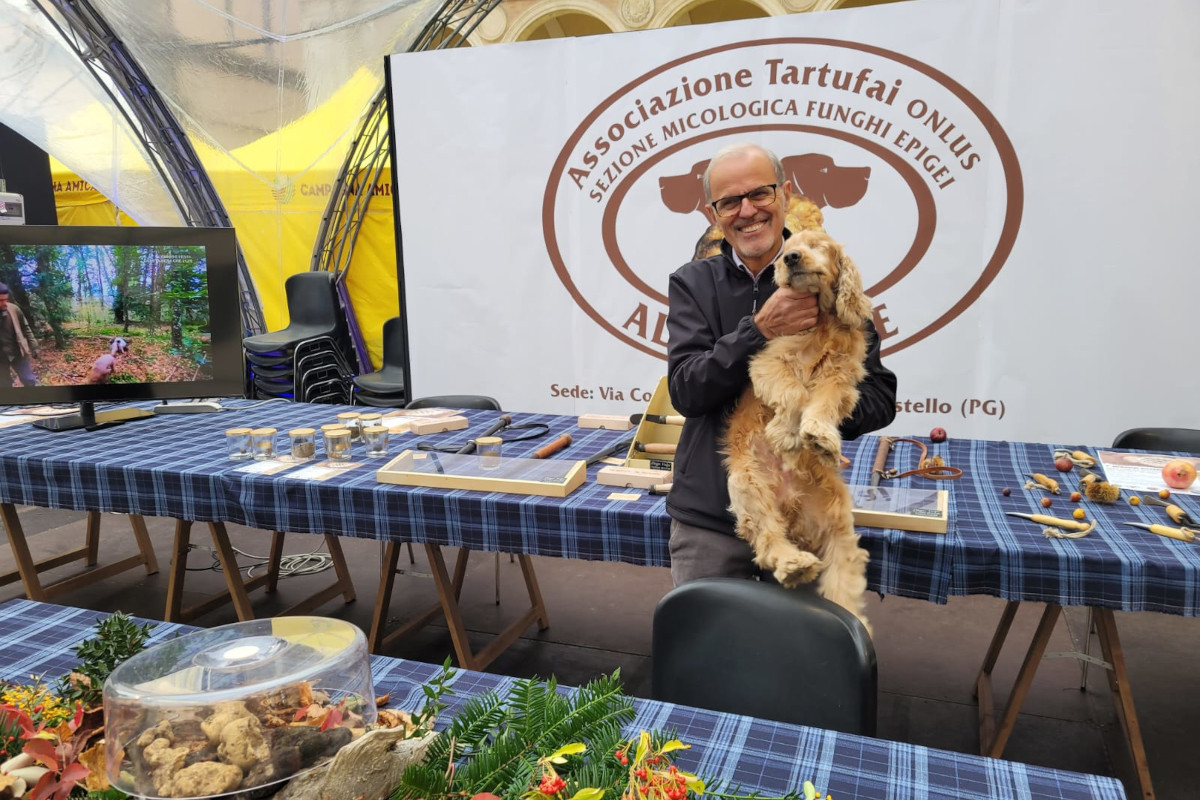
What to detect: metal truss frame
<box><xmin>34</xmin><ymin>0</ymin><xmax>267</xmax><ymax>336</ymax></box>
<box><xmin>313</xmin><ymin>0</ymin><xmax>502</xmax><ymax>371</ymax></box>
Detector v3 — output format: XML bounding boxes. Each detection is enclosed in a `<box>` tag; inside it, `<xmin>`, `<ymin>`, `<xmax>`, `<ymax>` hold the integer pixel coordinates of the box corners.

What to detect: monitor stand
<box><xmin>152</xmin><ymin>399</ymin><xmax>224</xmax><ymax>414</ymax></box>
<box><xmin>32</xmin><ymin>401</ymin><xmax>154</xmax><ymax>432</ymax></box>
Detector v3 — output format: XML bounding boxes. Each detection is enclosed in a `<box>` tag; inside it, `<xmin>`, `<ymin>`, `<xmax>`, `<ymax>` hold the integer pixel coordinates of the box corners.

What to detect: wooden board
<box><xmin>578</xmin><ymin>414</ymin><xmax>634</xmax><ymax>431</ymax></box>
<box><xmin>597</xmin><ymin>465</ymin><xmax>673</xmax><ymax>489</ymax></box>
<box><xmin>376</xmin><ymin>450</ymin><xmax>586</xmax><ymax>498</ymax></box>
<box><xmin>409</xmin><ymin>415</ymin><xmax>469</xmax><ymax>435</ymax></box>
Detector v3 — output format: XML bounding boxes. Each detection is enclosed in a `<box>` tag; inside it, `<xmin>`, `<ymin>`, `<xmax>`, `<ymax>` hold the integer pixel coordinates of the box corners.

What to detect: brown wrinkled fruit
<box><xmin>1001</xmin><ymin>487</ymin><xmax>1012</xmax><ymax>497</ymax></box>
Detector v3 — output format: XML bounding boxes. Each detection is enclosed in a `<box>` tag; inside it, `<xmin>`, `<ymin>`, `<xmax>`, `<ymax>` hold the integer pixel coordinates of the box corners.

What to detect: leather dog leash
<box><xmin>878</xmin><ymin>436</ymin><xmax>963</xmax><ymax>481</ymax></box>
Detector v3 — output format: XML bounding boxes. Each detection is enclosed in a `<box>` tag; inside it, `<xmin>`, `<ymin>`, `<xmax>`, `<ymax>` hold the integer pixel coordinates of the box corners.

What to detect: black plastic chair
<box><xmin>352</xmin><ymin>316</ymin><xmax>408</xmax><ymax>406</ymax></box>
<box><xmin>1112</xmin><ymin>427</ymin><xmax>1200</xmax><ymax>455</ymax></box>
<box><xmin>652</xmin><ymin>578</ymin><xmax>877</xmax><ymax>735</ymax></box>
<box><xmin>406</xmin><ymin>394</ymin><xmax>501</xmax><ymax>412</ymax></box>
<box><xmin>243</xmin><ymin>272</ymin><xmax>344</xmax><ymax>354</ymax></box>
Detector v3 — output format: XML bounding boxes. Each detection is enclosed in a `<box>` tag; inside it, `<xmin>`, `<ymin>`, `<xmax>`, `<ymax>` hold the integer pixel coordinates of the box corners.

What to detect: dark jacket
<box><xmin>665</xmin><ymin>236</ymin><xmax>898</xmax><ymax>535</ymax></box>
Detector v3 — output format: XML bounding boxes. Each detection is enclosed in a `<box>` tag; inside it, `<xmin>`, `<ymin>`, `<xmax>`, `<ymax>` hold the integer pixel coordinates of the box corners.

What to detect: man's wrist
<box><xmin>753</xmin><ymin>315</ymin><xmax>775</xmax><ymax>340</ymax></box>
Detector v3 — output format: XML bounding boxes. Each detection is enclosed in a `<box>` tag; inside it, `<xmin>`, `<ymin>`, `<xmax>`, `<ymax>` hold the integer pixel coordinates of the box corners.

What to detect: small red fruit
<box><xmin>1158</xmin><ymin>488</ymin><xmax>1172</xmax><ymax>500</ymax></box>
<box><xmin>1041</xmin><ymin>497</ymin><xmax>1053</xmax><ymax>508</ymax></box>
<box><xmin>1070</xmin><ymin>491</ymin><xmax>1082</xmax><ymax>502</ymax></box>
<box><xmin>1054</xmin><ymin>456</ymin><xmax>1074</xmax><ymax>473</ymax></box>
<box><xmin>1001</xmin><ymin>487</ymin><xmax>1012</xmax><ymax>497</ymax></box>
<box><xmin>1161</xmin><ymin>459</ymin><xmax>1197</xmax><ymax>490</ymax></box>
<box><xmin>929</xmin><ymin>427</ymin><xmax>947</xmax><ymax>443</ymax></box>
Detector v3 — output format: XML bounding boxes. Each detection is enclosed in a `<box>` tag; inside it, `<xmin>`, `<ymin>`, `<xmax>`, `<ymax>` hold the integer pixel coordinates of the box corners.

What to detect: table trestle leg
<box><xmin>1093</xmin><ymin>608</ymin><xmax>1155</xmax><ymax>800</ymax></box>
<box><xmin>975</xmin><ymin>601</ymin><xmax>1155</xmax><ymax>800</ymax></box>
<box><xmin>166</xmin><ymin>521</ymin><xmax>355</xmax><ymax>623</ymax></box>
<box><xmin>368</xmin><ymin>542</ymin><xmax>549</xmax><ymax>671</ymax></box>
<box><xmin>1</xmin><ymin>503</ymin><xmax>158</xmax><ymax>601</ymax></box>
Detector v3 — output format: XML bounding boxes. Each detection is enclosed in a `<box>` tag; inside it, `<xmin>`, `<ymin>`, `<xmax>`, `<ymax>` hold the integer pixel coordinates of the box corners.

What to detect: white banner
<box><xmin>388</xmin><ymin>0</ymin><xmax>1200</xmax><ymax>445</ymax></box>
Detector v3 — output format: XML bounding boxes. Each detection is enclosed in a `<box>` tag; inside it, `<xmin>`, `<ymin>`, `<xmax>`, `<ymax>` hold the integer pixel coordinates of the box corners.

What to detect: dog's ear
<box><xmin>833</xmin><ymin>244</ymin><xmax>873</xmax><ymax>326</ymax></box>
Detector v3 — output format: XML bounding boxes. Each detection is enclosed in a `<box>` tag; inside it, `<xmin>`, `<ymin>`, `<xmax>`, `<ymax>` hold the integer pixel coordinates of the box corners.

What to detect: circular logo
<box><xmin>543</xmin><ymin>38</ymin><xmax>1023</xmax><ymax>359</ymax></box>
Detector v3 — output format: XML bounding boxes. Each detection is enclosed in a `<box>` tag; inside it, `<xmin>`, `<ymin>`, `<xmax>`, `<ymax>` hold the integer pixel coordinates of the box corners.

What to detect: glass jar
<box><xmin>356</xmin><ymin>412</ymin><xmax>382</xmax><ymax>433</ymax></box>
<box><xmin>336</xmin><ymin>411</ymin><xmax>362</xmax><ymax>440</ymax></box>
<box><xmin>225</xmin><ymin>427</ymin><xmax>253</xmax><ymax>461</ymax></box>
<box><xmin>250</xmin><ymin>427</ymin><xmax>278</xmax><ymax>460</ymax></box>
<box><xmin>362</xmin><ymin>425</ymin><xmax>389</xmax><ymax>457</ymax></box>
<box><xmin>289</xmin><ymin>427</ymin><xmax>316</xmax><ymax>460</ymax></box>
<box><xmin>324</xmin><ymin>427</ymin><xmax>352</xmax><ymax>461</ymax></box>
<box><xmin>475</xmin><ymin>435</ymin><xmax>503</xmax><ymax>469</ymax></box>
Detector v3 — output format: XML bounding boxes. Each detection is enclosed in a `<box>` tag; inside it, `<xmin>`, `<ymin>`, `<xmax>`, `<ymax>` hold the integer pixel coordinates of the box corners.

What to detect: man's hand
<box><xmin>754</xmin><ymin>288</ymin><xmax>818</xmax><ymax>339</ymax></box>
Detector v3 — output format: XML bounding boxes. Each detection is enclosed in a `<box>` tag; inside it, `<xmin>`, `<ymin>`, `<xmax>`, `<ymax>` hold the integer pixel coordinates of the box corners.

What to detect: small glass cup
<box><xmin>362</xmin><ymin>425</ymin><xmax>389</xmax><ymax>457</ymax></box>
<box><xmin>336</xmin><ymin>412</ymin><xmax>362</xmax><ymax>440</ymax></box>
<box><xmin>250</xmin><ymin>427</ymin><xmax>278</xmax><ymax>460</ymax></box>
<box><xmin>225</xmin><ymin>427</ymin><xmax>253</xmax><ymax>461</ymax></box>
<box><xmin>324</xmin><ymin>427</ymin><xmax>352</xmax><ymax>461</ymax></box>
<box><xmin>289</xmin><ymin>427</ymin><xmax>316</xmax><ymax>460</ymax></box>
<box><xmin>476</xmin><ymin>435</ymin><xmax>503</xmax><ymax>469</ymax></box>
<box><xmin>357</xmin><ymin>412</ymin><xmax>382</xmax><ymax>433</ymax></box>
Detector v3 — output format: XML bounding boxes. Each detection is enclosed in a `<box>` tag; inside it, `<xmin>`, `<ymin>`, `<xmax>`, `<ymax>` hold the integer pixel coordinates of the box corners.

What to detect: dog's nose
<box><xmin>783</xmin><ymin>252</ymin><xmax>800</xmax><ymax>268</ymax></box>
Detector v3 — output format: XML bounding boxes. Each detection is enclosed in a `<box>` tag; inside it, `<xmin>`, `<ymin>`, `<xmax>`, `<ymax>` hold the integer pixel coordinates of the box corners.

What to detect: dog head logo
<box><xmin>543</xmin><ymin>38</ymin><xmax>1022</xmax><ymax>360</ymax></box>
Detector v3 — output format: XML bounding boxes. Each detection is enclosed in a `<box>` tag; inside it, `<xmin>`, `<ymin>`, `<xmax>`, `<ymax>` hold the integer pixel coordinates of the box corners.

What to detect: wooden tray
<box><xmin>850</xmin><ymin>485</ymin><xmax>949</xmax><ymax>533</ymax></box>
<box><xmin>376</xmin><ymin>450</ymin><xmax>586</xmax><ymax>498</ymax></box>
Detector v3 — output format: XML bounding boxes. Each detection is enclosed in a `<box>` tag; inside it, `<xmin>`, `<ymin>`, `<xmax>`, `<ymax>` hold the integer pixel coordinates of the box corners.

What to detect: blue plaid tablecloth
<box><xmin>0</xmin><ymin>599</ymin><xmax>1127</xmax><ymax>800</ymax></box>
<box><xmin>0</xmin><ymin>401</ymin><xmax>1196</xmax><ymax>616</ymax></box>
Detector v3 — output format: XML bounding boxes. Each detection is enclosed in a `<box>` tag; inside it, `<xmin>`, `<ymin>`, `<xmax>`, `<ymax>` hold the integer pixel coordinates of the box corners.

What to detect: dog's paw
<box><xmin>800</xmin><ymin>418</ymin><xmax>841</xmax><ymax>462</ymax></box>
<box><xmin>765</xmin><ymin>417</ymin><xmax>804</xmax><ymax>453</ymax></box>
<box><xmin>773</xmin><ymin>550</ymin><xmax>821</xmax><ymax>588</ymax></box>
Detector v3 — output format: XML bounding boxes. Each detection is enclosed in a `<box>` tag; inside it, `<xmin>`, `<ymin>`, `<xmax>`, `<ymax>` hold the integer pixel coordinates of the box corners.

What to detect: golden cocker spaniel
<box><xmin>724</xmin><ymin>230</ymin><xmax>875</xmax><ymax>633</ymax></box>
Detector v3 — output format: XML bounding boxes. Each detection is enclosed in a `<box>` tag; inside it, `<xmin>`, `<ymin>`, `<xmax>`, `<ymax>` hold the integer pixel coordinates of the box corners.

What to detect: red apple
<box><xmin>1161</xmin><ymin>459</ymin><xmax>1197</xmax><ymax>490</ymax></box>
<box><xmin>929</xmin><ymin>427</ymin><xmax>947</xmax><ymax>443</ymax></box>
<box><xmin>1054</xmin><ymin>456</ymin><xmax>1074</xmax><ymax>473</ymax></box>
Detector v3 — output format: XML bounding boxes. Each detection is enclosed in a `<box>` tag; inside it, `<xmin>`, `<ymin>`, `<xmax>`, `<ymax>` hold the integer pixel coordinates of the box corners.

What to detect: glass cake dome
<box><xmin>103</xmin><ymin>616</ymin><xmax>375</xmax><ymax>799</ymax></box>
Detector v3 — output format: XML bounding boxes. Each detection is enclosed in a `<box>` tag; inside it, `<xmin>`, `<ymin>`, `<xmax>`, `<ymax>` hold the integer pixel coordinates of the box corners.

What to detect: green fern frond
<box><xmin>426</xmin><ymin>691</ymin><xmax>508</xmax><ymax>764</ymax></box>
<box><xmin>451</xmin><ymin>731</ymin><xmax>538</xmax><ymax>795</ymax></box>
<box><xmin>396</xmin><ymin>672</ymin><xmax>647</xmax><ymax>800</ymax></box>
<box><xmin>531</xmin><ymin>674</ymin><xmax>635</xmax><ymax>751</ymax></box>
<box><xmin>392</xmin><ymin>761</ymin><xmax>453</xmax><ymax>800</ymax></box>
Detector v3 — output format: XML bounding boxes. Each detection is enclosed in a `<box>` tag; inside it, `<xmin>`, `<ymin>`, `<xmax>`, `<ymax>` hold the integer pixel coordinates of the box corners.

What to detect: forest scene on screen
<box><xmin>0</xmin><ymin>243</ymin><xmax>212</xmax><ymax>388</ymax></box>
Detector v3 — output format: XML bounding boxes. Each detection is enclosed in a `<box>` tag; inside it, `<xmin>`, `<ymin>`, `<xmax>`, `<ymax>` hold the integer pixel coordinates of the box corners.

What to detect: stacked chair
<box><xmin>243</xmin><ymin>271</ymin><xmax>356</xmax><ymax>403</ymax></box>
<box><xmin>352</xmin><ymin>316</ymin><xmax>408</xmax><ymax>407</ymax></box>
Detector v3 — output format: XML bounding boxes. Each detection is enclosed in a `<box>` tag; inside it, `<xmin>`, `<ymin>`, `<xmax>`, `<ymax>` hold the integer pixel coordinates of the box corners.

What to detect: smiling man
<box><xmin>664</xmin><ymin>142</ymin><xmax>898</xmax><ymax>585</ymax></box>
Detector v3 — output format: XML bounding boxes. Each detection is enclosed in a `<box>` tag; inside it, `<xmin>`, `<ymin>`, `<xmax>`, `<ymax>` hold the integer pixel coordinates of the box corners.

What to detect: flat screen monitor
<box><xmin>0</xmin><ymin>225</ymin><xmax>244</xmax><ymax>429</ymax></box>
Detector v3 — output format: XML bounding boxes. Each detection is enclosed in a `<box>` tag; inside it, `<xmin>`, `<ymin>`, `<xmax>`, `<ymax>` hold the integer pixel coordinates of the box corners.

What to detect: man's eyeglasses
<box><xmin>710</xmin><ymin>184</ymin><xmax>778</xmax><ymax>218</ymax></box>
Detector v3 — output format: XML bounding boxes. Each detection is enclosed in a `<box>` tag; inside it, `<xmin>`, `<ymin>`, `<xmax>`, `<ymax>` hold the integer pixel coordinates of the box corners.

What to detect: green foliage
<box><xmin>392</xmin><ymin>672</ymin><xmax>635</xmax><ymax>800</ymax></box>
<box><xmin>56</xmin><ymin>613</ymin><xmax>155</xmax><ymax>709</ymax></box>
<box><xmin>411</xmin><ymin>658</ymin><xmax>457</xmax><ymax>736</ymax></box>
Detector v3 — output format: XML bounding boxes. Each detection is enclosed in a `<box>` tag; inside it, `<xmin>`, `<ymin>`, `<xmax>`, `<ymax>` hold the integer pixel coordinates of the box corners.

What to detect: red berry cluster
<box><xmin>619</xmin><ymin>757</ymin><xmax>688</xmax><ymax>800</ymax></box>
<box><xmin>538</xmin><ymin>774</ymin><xmax>567</xmax><ymax>795</ymax></box>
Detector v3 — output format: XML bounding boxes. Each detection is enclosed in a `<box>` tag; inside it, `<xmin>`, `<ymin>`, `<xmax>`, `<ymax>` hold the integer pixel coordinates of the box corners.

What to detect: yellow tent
<box><xmin>50</xmin><ymin>71</ymin><xmax>399</xmax><ymax>370</ymax></box>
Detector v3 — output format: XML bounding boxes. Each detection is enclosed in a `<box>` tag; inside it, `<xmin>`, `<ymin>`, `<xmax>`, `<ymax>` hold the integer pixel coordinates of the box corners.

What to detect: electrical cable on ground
<box><xmin>185</xmin><ymin>541</ymin><xmax>335</xmax><ymax>578</ymax></box>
